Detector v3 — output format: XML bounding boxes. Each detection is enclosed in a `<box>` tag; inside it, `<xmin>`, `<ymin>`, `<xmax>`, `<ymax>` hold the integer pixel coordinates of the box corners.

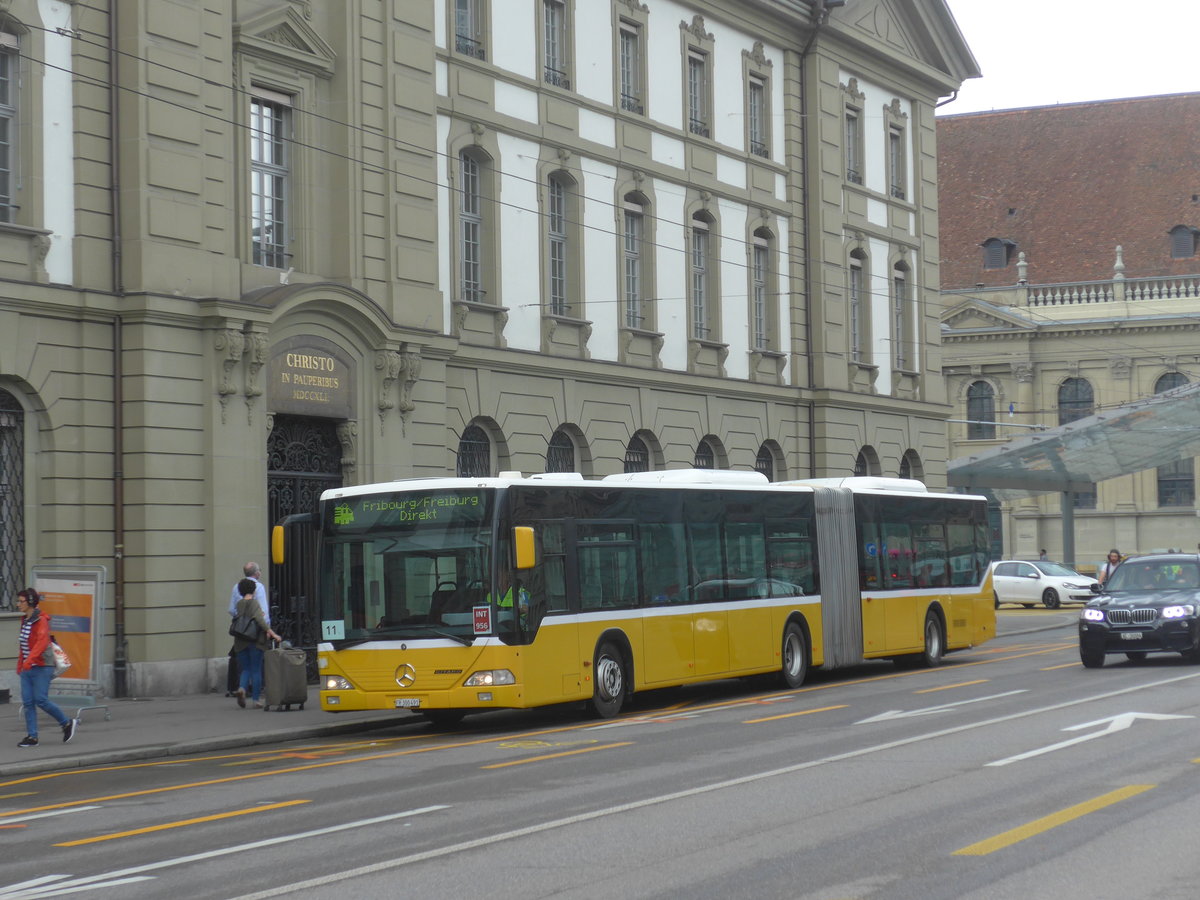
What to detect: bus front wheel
<box><xmin>780</xmin><ymin>622</ymin><xmax>809</xmax><ymax>688</ymax></box>
<box><xmin>589</xmin><ymin>641</ymin><xmax>626</xmax><ymax>718</ymax></box>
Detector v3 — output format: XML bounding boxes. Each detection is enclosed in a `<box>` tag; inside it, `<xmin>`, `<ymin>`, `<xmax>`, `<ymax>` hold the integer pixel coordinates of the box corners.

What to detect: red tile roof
<box><xmin>937</xmin><ymin>93</ymin><xmax>1200</xmax><ymax>289</ymax></box>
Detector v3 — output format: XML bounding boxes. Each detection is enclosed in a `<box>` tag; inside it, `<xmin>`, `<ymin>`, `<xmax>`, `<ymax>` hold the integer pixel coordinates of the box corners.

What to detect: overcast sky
<box><xmin>939</xmin><ymin>0</ymin><xmax>1200</xmax><ymax>115</ymax></box>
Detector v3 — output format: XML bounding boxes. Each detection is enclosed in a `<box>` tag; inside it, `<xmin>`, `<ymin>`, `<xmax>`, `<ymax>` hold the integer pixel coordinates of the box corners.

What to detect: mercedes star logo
<box><xmin>395</xmin><ymin>663</ymin><xmax>416</xmax><ymax>688</ymax></box>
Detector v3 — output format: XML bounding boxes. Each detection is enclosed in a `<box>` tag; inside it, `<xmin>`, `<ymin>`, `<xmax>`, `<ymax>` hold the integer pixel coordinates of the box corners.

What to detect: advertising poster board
<box><xmin>32</xmin><ymin>566</ymin><xmax>107</xmax><ymax>687</ymax></box>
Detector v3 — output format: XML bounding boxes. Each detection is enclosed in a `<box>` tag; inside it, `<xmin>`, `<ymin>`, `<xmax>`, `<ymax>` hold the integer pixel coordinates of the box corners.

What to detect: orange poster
<box><xmin>34</xmin><ymin>575</ymin><xmax>100</xmax><ymax>683</ymax></box>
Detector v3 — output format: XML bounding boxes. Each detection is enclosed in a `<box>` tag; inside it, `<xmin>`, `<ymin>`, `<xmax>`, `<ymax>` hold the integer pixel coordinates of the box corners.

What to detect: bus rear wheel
<box><xmin>589</xmin><ymin>641</ymin><xmax>626</xmax><ymax>718</ymax></box>
<box><xmin>780</xmin><ymin>622</ymin><xmax>809</xmax><ymax>688</ymax></box>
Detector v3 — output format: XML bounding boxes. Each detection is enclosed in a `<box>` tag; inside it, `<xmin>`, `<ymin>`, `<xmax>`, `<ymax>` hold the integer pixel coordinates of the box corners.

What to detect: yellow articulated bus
<box><xmin>273</xmin><ymin>470</ymin><xmax>994</xmax><ymax>726</ymax></box>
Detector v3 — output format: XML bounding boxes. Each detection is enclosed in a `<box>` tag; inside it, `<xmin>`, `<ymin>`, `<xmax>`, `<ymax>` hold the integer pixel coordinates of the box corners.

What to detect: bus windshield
<box><xmin>318</xmin><ymin>489</ymin><xmax>494</xmax><ymax>643</ymax></box>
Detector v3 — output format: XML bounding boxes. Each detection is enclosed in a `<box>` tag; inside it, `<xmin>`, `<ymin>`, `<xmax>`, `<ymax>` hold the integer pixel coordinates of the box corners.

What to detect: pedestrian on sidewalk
<box><xmin>226</xmin><ymin>562</ymin><xmax>270</xmax><ymax>696</ymax></box>
<box><xmin>232</xmin><ymin>578</ymin><xmax>281</xmax><ymax>709</ymax></box>
<box><xmin>15</xmin><ymin>588</ymin><xmax>77</xmax><ymax>748</ymax></box>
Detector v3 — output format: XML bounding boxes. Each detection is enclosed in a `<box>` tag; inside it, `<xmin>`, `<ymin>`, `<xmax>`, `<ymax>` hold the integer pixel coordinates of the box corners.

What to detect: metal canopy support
<box><xmin>1060</xmin><ymin>493</ymin><xmax>1076</xmax><ymax>568</ymax></box>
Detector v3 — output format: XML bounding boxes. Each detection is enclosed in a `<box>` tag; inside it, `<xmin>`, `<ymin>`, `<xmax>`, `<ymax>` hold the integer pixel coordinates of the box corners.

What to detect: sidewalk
<box><xmin>0</xmin><ymin>688</ymin><xmax>414</xmax><ymax>778</ymax></box>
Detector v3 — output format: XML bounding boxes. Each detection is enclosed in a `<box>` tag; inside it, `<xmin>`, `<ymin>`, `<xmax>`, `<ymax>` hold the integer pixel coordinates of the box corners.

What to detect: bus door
<box><xmin>687</xmin><ymin>522</ymin><xmax>730</xmax><ymax>677</ymax></box>
<box><xmin>635</xmin><ymin>520</ymin><xmax>694</xmax><ymax>683</ymax></box>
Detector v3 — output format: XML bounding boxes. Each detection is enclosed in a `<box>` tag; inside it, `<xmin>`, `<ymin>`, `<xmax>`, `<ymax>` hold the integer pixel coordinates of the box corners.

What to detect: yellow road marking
<box><xmin>953</xmin><ymin>785</ymin><xmax>1153</xmax><ymax>856</ymax></box>
<box><xmin>481</xmin><ymin>742</ymin><xmax>633</xmax><ymax>769</ymax></box>
<box><xmin>744</xmin><ymin>704</ymin><xmax>847</xmax><ymax>724</ymax></box>
<box><xmin>916</xmin><ymin>680</ymin><xmax>988</xmax><ymax>694</ymax></box>
<box><xmin>0</xmin><ymin>792</ymin><xmax>37</xmax><ymax>799</ymax></box>
<box><xmin>1040</xmin><ymin>662</ymin><xmax>1080</xmax><ymax>671</ymax></box>
<box><xmin>53</xmin><ymin>799</ymin><xmax>310</xmax><ymax>847</ymax></box>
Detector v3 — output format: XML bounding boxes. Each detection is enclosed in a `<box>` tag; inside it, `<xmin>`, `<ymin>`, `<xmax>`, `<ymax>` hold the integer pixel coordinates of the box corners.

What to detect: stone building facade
<box><xmin>0</xmin><ymin>0</ymin><xmax>974</xmax><ymax>694</ymax></box>
<box><xmin>939</xmin><ymin>94</ymin><xmax>1200</xmax><ymax>566</ymax></box>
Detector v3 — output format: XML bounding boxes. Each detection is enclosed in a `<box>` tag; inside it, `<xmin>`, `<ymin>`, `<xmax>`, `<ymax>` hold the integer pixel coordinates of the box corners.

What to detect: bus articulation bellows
<box><xmin>272</xmin><ymin>470</ymin><xmax>994</xmax><ymax>725</ymax></box>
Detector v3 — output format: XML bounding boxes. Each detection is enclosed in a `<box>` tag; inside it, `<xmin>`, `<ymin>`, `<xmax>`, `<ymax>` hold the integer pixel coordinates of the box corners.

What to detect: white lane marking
<box><xmin>230</xmin><ymin>672</ymin><xmax>1200</xmax><ymax>900</ymax></box>
<box><xmin>854</xmin><ymin>690</ymin><xmax>1027</xmax><ymax>724</ymax></box>
<box><xmin>0</xmin><ymin>805</ymin><xmax>448</xmax><ymax>899</ymax></box>
<box><xmin>0</xmin><ymin>806</ymin><xmax>101</xmax><ymax>825</ymax></box>
<box><xmin>987</xmin><ymin>711</ymin><xmax>1194</xmax><ymax>766</ymax></box>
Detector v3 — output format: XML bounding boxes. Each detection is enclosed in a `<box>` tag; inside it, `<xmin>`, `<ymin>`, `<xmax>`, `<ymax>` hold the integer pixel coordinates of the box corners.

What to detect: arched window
<box><xmin>967</xmin><ymin>381</ymin><xmax>996</xmax><ymax>439</ymax></box>
<box><xmin>1156</xmin><ymin>373</ymin><xmax>1194</xmax><ymax>507</ymax></box>
<box><xmin>623</xmin><ymin>435</ymin><xmax>649</xmax><ymax>473</ymax></box>
<box><xmin>854</xmin><ymin>446</ymin><xmax>880</xmax><ymax>477</ymax></box>
<box><xmin>750</xmin><ymin>228</ymin><xmax>775</xmax><ymax>351</ymax></box>
<box><xmin>623</xmin><ymin>193</ymin><xmax>646</xmax><ymax>328</ymax></box>
<box><xmin>694</xmin><ymin>439</ymin><xmax>715</xmax><ymax>469</ymax></box>
<box><xmin>458</xmin><ymin>149</ymin><xmax>494</xmax><ymax>303</ymax></box>
<box><xmin>456</xmin><ymin>424</ymin><xmax>491</xmax><ymax>477</ymax></box>
<box><xmin>546</xmin><ymin>429</ymin><xmax>575</xmax><ymax>473</ymax></box>
<box><xmin>892</xmin><ymin>261</ymin><xmax>911</xmax><ymax>371</ymax></box>
<box><xmin>1058</xmin><ymin>378</ymin><xmax>1095</xmax><ymax>507</ymax></box>
<box><xmin>848</xmin><ymin>250</ymin><xmax>867</xmax><ymax>363</ymax></box>
<box><xmin>0</xmin><ymin>389</ymin><xmax>24</xmax><ymax>607</ymax></box>
<box><xmin>545</xmin><ymin>172</ymin><xmax>579</xmax><ymax>317</ymax></box>
<box><xmin>1057</xmin><ymin>378</ymin><xmax>1093</xmax><ymax>425</ymax></box>
<box><xmin>899</xmin><ymin>449</ymin><xmax>923</xmax><ymax>481</ymax></box>
<box><xmin>755</xmin><ymin>444</ymin><xmax>774</xmax><ymax>481</ymax></box>
<box><xmin>690</xmin><ymin>212</ymin><xmax>718</xmax><ymax>340</ymax></box>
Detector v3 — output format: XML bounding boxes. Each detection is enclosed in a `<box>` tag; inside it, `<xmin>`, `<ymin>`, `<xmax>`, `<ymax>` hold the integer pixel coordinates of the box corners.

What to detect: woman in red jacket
<box><xmin>15</xmin><ymin>588</ymin><xmax>77</xmax><ymax>748</ymax></box>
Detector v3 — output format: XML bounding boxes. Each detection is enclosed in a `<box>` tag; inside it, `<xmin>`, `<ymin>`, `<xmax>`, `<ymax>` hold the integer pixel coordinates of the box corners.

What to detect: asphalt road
<box><xmin>4</xmin><ymin>617</ymin><xmax>1199</xmax><ymax>900</ymax></box>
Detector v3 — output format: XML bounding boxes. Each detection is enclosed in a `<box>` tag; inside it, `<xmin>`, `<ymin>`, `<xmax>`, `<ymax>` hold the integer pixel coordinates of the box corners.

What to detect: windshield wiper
<box><xmin>424</xmin><ymin>627</ymin><xmax>474</xmax><ymax>646</ymax></box>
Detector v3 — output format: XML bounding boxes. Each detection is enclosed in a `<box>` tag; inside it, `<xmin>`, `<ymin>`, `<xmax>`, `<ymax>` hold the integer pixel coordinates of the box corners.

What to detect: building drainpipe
<box><xmin>799</xmin><ymin>3</ymin><xmax>836</xmax><ymax>477</ymax></box>
<box><xmin>109</xmin><ymin>6</ymin><xmax>128</xmax><ymax>698</ymax></box>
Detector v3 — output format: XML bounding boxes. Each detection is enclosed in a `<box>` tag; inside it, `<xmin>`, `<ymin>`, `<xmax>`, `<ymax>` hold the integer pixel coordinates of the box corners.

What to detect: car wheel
<box><xmin>1124</xmin><ymin>652</ymin><xmax>1147</xmax><ymax>663</ymax></box>
<box><xmin>1042</xmin><ymin>588</ymin><xmax>1061</xmax><ymax>609</ymax></box>
<box><xmin>780</xmin><ymin>622</ymin><xmax>809</xmax><ymax>688</ymax></box>
<box><xmin>1080</xmin><ymin>643</ymin><xmax>1105</xmax><ymax>668</ymax></box>
<box><xmin>589</xmin><ymin>641</ymin><xmax>626</xmax><ymax>718</ymax></box>
<box><xmin>1181</xmin><ymin>644</ymin><xmax>1200</xmax><ymax>664</ymax></box>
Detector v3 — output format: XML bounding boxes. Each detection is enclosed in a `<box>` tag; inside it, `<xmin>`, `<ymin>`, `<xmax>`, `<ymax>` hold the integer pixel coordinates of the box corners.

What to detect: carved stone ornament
<box><xmin>682</xmin><ymin>15</ymin><xmax>712</xmax><ymax>42</ymax></box>
<box><xmin>336</xmin><ymin>420</ymin><xmax>358</xmax><ymax>474</ymax></box>
<box><xmin>243</xmin><ymin>331</ymin><xmax>268</xmax><ymax>423</ymax></box>
<box><xmin>376</xmin><ymin>349</ymin><xmax>403</xmax><ymax>430</ymax></box>
<box><xmin>470</xmin><ymin>121</ymin><xmax>485</xmax><ymax>144</ymax></box>
<box><xmin>885</xmin><ymin>98</ymin><xmax>907</xmax><ymax>120</ymax></box>
<box><xmin>748</xmin><ymin>41</ymin><xmax>771</xmax><ymax>69</ymax></box>
<box><xmin>1110</xmin><ymin>356</ymin><xmax>1132</xmax><ymax>379</ymax></box>
<box><xmin>556</xmin><ymin>146</ymin><xmax>571</xmax><ymax>165</ymax></box>
<box><xmin>1012</xmin><ymin>362</ymin><xmax>1034</xmax><ymax>384</ymax></box>
<box><xmin>400</xmin><ymin>349</ymin><xmax>422</xmax><ymax>414</ymax></box>
<box><xmin>215</xmin><ymin>329</ymin><xmax>245</xmax><ymax>424</ymax></box>
<box><xmin>618</xmin><ymin>0</ymin><xmax>648</xmax><ymax>13</ymax></box>
<box><xmin>841</xmin><ymin>78</ymin><xmax>865</xmax><ymax>103</ymax></box>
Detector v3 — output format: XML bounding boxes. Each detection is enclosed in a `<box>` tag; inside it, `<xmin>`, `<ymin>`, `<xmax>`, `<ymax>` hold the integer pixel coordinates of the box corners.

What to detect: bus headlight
<box><xmin>324</xmin><ymin>675</ymin><xmax>354</xmax><ymax>690</ymax></box>
<box><xmin>464</xmin><ymin>669</ymin><xmax>515</xmax><ymax>687</ymax></box>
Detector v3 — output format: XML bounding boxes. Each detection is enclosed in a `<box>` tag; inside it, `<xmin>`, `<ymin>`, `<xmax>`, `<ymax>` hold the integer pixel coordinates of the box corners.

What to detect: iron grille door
<box><xmin>267</xmin><ymin>416</ymin><xmax>342</xmax><ymax>681</ymax></box>
<box><xmin>0</xmin><ymin>390</ymin><xmax>23</xmax><ymax>610</ymax></box>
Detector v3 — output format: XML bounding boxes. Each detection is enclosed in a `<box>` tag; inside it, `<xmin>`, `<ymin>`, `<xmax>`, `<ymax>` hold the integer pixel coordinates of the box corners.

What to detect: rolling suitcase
<box><xmin>262</xmin><ymin>643</ymin><xmax>308</xmax><ymax>711</ymax></box>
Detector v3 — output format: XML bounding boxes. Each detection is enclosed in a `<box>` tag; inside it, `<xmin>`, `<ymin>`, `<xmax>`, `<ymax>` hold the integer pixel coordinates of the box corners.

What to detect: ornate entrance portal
<box><xmin>267</xmin><ymin>415</ymin><xmax>343</xmax><ymax>680</ymax></box>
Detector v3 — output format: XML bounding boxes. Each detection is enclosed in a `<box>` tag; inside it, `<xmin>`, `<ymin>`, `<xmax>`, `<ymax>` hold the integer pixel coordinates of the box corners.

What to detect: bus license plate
<box><xmin>1120</xmin><ymin>632</ymin><xmax>1141</xmax><ymax>640</ymax></box>
<box><xmin>395</xmin><ymin>698</ymin><xmax>421</xmax><ymax>708</ymax></box>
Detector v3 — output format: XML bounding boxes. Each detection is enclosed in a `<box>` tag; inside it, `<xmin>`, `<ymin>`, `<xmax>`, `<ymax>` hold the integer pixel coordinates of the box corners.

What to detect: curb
<box><xmin>0</xmin><ymin>713</ymin><xmax>415</xmax><ymax>779</ymax></box>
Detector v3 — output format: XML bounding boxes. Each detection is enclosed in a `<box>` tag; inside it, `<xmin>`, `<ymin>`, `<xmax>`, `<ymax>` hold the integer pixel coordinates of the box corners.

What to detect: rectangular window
<box><xmin>543</xmin><ymin>0</ymin><xmax>569</xmax><ymax>89</ymax></box>
<box><xmin>849</xmin><ymin>261</ymin><xmax>863</xmax><ymax>362</ymax></box>
<box><xmin>892</xmin><ymin>272</ymin><xmax>908</xmax><ymax>370</ymax></box>
<box><xmin>0</xmin><ymin>41</ymin><xmax>15</xmax><ymax>223</ymax></box>
<box><xmin>623</xmin><ymin>205</ymin><xmax>643</xmax><ymax>328</ymax></box>
<box><xmin>845</xmin><ymin>109</ymin><xmax>862</xmax><ymax>184</ymax></box>
<box><xmin>250</xmin><ymin>95</ymin><xmax>290</xmax><ymax>268</ymax></box>
<box><xmin>748</xmin><ymin>77</ymin><xmax>768</xmax><ymax>157</ymax></box>
<box><xmin>691</xmin><ymin>222</ymin><xmax>709</xmax><ymax>339</ymax></box>
<box><xmin>888</xmin><ymin>127</ymin><xmax>906</xmax><ymax>199</ymax></box>
<box><xmin>687</xmin><ymin>51</ymin><xmax>709</xmax><ymax>138</ymax></box>
<box><xmin>618</xmin><ymin>22</ymin><xmax>642</xmax><ymax>114</ymax></box>
<box><xmin>547</xmin><ymin>178</ymin><xmax>567</xmax><ymax>316</ymax></box>
<box><xmin>459</xmin><ymin>153</ymin><xmax>483</xmax><ymax>302</ymax></box>
<box><xmin>752</xmin><ymin>238</ymin><xmax>768</xmax><ymax>350</ymax></box>
<box><xmin>454</xmin><ymin>0</ymin><xmax>486</xmax><ymax>60</ymax></box>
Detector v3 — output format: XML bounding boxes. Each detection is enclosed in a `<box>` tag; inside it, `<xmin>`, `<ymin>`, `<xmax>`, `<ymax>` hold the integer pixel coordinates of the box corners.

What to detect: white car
<box><xmin>989</xmin><ymin>560</ymin><xmax>1099</xmax><ymax>609</ymax></box>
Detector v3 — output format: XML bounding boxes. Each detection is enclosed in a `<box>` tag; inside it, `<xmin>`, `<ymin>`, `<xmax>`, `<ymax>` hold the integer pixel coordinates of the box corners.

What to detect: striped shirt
<box><xmin>18</xmin><ymin>615</ymin><xmax>33</xmax><ymax>659</ymax></box>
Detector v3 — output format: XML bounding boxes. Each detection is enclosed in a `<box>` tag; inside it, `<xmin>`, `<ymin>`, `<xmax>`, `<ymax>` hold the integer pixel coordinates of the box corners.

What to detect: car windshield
<box><xmin>1034</xmin><ymin>562</ymin><xmax>1081</xmax><ymax>577</ymax></box>
<box><xmin>1105</xmin><ymin>560</ymin><xmax>1200</xmax><ymax>592</ymax></box>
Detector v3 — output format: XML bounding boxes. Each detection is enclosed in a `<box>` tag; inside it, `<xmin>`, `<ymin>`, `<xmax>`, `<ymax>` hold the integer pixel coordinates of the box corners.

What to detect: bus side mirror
<box><xmin>271</xmin><ymin>524</ymin><xmax>286</xmax><ymax>565</ymax></box>
<box><xmin>514</xmin><ymin>526</ymin><xmax>537</xmax><ymax>569</ymax></box>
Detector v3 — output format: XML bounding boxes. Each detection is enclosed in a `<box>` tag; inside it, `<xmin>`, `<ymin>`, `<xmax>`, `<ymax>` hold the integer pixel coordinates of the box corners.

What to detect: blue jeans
<box><xmin>237</xmin><ymin>645</ymin><xmax>264</xmax><ymax>701</ymax></box>
<box><xmin>20</xmin><ymin>665</ymin><xmax>69</xmax><ymax>737</ymax></box>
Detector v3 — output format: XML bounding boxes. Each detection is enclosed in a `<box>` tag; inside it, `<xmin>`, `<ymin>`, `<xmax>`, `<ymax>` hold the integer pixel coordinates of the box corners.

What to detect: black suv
<box><xmin>1079</xmin><ymin>553</ymin><xmax>1200</xmax><ymax>667</ymax></box>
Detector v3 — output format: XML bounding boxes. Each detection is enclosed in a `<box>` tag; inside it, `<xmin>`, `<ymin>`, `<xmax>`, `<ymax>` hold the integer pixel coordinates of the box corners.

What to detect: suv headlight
<box><xmin>1162</xmin><ymin>605</ymin><xmax>1196</xmax><ymax>619</ymax></box>
<box><xmin>464</xmin><ymin>669</ymin><xmax>515</xmax><ymax>687</ymax></box>
<box><xmin>1062</xmin><ymin>582</ymin><xmax>1088</xmax><ymax>590</ymax></box>
<box><xmin>1081</xmin><ymin>608</ymin><xmax>1105</xmax><ymax>622</ymax></box>
<box><xmin>323</xmin><ymin>675</ymin><xmax>354</xmax><ymax>690</ymax></box>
